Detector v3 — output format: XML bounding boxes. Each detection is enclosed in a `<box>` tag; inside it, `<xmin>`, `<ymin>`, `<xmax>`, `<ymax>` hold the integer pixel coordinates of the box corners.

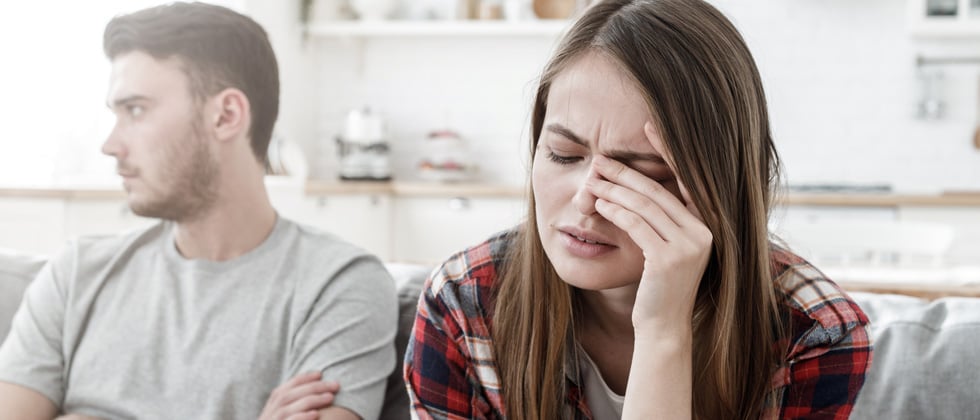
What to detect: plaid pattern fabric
<box><xmin>404</xmin><ymin>230</ymin><xmax>872</xmax><ymax>419</ymax></box>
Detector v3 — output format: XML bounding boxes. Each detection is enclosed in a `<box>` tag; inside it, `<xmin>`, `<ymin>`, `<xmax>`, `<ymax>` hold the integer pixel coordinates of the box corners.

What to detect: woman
<box><xmin>404</xmin><ymin>0</ymin><xmax>872</xmax><ymax>419</ymax></box>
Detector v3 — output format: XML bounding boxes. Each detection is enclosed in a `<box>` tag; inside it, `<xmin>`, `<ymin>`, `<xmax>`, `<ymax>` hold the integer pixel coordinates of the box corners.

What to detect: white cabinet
<box><xmin>391</xmin><ymin>196</ymin><xmax>525</xmax><ymax>264</ymax></box>
<box><xmin>64</xmin><ymin>198</ymin><xmax>156</xmax><ymax>240</ymax></box>
<box><xmin>0</xmin><ymin>197</ymin><xmax>65</xmax><ymax>256</ymax></box>
<box><xmin>770</xmin><ymin>205</ymin><xmax>900</xmax><ymax>265</ymax></box>
<box><xmin>275</xmin><ymin>194</ymin><xmax>392</xmax><ymax>261</ymax></box>
<box><xmin>898</xmin><ymin>206</ymin><xmax>980</xmax><ymax>264</ymax></box>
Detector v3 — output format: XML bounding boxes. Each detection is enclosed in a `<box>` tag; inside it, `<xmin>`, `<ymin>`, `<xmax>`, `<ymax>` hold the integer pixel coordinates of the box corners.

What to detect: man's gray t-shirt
<box><xmin>0</xmin><ymin>217</ymin><xmax>397</xmax><ymax>420</ymax></box>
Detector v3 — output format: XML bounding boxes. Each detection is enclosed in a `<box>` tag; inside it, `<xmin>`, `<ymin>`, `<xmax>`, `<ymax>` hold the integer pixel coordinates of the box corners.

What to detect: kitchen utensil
<box><xmin>418</xmin><ymin>130</ymin><xmax>473</xmax><ymax>182</ymax></box>
<box><xmin>337</xmin><ymin>107</ymin><xmax>392</xmax><ymax>181</ymax></box>
<box><xmin>532</xmin><ymin>0</ymin><xmax>576</xmax><ymax>19</ymax></box>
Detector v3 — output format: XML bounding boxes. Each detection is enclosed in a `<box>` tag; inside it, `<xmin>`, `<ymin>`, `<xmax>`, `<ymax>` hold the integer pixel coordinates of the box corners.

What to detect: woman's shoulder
<box><xmin>769</xmin><ymin>247</ymin><xmax>871</xmax><ymax>353</ymax></box>
<box><xmin>424</xmin><ymin>229</ymin><xmax>516</xmax><ymax>314</ymax></box>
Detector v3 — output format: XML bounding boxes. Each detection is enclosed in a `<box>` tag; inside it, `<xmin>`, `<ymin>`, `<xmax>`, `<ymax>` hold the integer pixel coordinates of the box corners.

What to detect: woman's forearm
<box><xmin>622</xmin><ymin>327</ymin><xmax>693</xmax><ymax>420</ymax></box>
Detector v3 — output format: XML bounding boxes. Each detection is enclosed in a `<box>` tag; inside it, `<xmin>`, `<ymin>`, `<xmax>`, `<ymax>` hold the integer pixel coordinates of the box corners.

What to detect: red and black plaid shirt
<box><xmin>404</xmin><ymin>230</ymin><xmax>872</xmax><ymax>419</ymax></box>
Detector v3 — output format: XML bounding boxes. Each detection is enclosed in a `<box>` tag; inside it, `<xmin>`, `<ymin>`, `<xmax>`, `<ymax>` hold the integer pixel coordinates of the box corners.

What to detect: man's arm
<box><xmin>318</xmin><ymin>407</ymin><xmax>360</xmax><ymax>420</ymax></box>
<box><xmin>257</xmin><ymin>372</ymin><xmax>364</xmax><ymax>420</ymax></box>
<box><xmin>0</xmin><ymin>254</ymin><xmax>71</xmax><ymax>419</ymax></box>
<box><xmin>0</xmin><ymin>381</ymin><xmax>58</xmax><ymax>420</ymax></box>
<box><xmin>290</xmin><ymin>255</ymin><xmax>398</xmax><ymax>420</ymax></box>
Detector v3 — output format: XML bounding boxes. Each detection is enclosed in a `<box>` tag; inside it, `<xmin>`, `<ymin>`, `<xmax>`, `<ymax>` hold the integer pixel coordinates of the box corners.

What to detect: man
<box><xmin>0</xmin><ymin>3</ymin><xmax>397</xmax><ymax>420</ymax></box>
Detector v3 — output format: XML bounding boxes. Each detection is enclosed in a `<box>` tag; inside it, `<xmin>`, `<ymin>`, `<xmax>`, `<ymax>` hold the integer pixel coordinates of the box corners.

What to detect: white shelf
<box><xmin>907</xmin><ymin>0</ymin><xmax>980</xmax><ymax>38</ymax></box>
<box><xmin>908</xmin><ymin>20</ymin><xmax>980</xmax><ymax>38</ymax></box>
<box><xmin>306</xmin><ymin>20</ymin><xmax>570</xmax><ymax>37</ymax></box>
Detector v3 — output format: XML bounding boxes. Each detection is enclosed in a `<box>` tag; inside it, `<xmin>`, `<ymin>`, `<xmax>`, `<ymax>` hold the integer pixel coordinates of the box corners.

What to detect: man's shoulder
<box><xmin>278</xmin><ymin>217</ymin><xmax>392</xmax><ymax>289</ymax></box>
<box><xmin>279</xmin><ymin>217</ymin><xmax>379</xmax><ymax>266</ymax></box>
<box><xmin>55</xmin><ymin>221</ymin><xmax>168</xmax><ymax>270</ymax></box>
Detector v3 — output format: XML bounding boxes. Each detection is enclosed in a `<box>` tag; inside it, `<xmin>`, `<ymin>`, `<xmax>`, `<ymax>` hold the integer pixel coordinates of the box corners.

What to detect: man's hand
<box><xmin>258</xmin><ymin>371</ymin><xmax>340</xmax><ymax>420</ymax></box>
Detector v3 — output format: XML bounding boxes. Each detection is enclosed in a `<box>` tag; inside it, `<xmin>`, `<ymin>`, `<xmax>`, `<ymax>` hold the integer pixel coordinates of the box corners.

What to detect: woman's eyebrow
<box><xmin>545</xmin><ymin>123</ymin><xmax>588</xmax><ymax>147</ymax></box>
<box><xmin>605</xmin><ymin>150</ymin><xmax>667</xmax><ymax>165</ymax></box>
<box><xmin>546</xmin><ymin>122</ymin><xmax>667</xmax><ymax>164</ymax></box>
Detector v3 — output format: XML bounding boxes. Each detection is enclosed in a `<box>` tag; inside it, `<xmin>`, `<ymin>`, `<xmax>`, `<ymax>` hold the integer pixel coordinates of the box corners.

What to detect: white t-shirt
<box><xmin>578</xmin><ymin>343</ymin><xmax>626</xmax><ymax>419</ymax></box>
<box><xmin>0</xmin><ymin>217</ymin><xmax>397</xmax><ymax>420</ymax></box>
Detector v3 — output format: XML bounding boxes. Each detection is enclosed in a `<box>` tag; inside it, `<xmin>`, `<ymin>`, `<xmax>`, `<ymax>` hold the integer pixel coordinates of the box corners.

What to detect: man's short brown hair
<box><xmin>104</xmin><ymin>2</ymin><xmax>279</xmax><ymax>163</ymax></box>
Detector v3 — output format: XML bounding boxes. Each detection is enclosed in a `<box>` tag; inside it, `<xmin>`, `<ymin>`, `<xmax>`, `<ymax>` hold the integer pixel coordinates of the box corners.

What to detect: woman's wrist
<box><xmin>633</xmin><ymin>321</ymin><xmax>693</xmax><ymax>346</ymax></box>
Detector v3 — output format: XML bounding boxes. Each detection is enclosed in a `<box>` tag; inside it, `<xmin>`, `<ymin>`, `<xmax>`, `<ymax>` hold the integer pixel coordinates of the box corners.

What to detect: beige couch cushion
<box><xmin>0</xmin><ymin>249</ymin><xmax>47</xmax><ymax>342</ymax></box>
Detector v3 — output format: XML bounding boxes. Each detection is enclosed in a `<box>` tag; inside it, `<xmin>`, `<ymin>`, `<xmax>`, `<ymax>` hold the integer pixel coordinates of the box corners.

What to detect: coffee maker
<box><xmin>336</xmin><ymin>107</ymin><xmax>392</xmax><ymax>181</ymax></box>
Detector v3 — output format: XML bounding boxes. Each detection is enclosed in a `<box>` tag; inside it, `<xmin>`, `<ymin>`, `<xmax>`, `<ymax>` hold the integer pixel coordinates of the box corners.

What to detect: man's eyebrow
<box><xmin>107</xmin><ymin>95</ymin><xmax>150</xmax><ymax>109</ymax></box>
<box><xmin>546</xmin><ymin>122</ymin><xmax>666</xmax><ymax>165</ymax></box>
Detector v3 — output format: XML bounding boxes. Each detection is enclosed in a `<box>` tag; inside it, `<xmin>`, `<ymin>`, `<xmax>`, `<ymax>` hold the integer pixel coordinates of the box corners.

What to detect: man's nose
<box><xmin>101</xmin><ymin>125</ymin><xmax>124</xmax><ymax>158</ymax></box>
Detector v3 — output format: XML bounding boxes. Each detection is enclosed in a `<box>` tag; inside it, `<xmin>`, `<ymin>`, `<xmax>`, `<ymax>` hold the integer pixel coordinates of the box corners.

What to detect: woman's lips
<box><xmin>558</xmin><ymin>229</ymin><xmax>617</xmax><ymax>258</ymax></box>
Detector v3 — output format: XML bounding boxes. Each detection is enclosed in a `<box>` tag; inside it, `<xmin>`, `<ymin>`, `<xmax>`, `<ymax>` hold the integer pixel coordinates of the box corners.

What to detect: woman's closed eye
<box><xmin>546</xmin><ymin>150</ymin><xmax>583</xmax><ymax>165</ymax></box>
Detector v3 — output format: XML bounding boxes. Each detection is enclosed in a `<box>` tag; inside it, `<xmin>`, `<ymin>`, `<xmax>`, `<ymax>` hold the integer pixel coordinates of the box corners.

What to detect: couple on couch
<box><xmin>0</xmin><ymin>1</ymin><xmax>871</xmax><ymax>419</ymax></box>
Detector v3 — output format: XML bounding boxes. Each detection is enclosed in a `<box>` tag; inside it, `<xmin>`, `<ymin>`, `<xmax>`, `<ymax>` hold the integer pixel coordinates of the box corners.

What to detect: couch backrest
<box><xmin>0</xmin><ymin>249</ymin><xmax>47</xmax><ymax>342</ymax></box>
<box><xmin>850</xmin><ymin>292</ymin><xmax>980</xmax><ymax>419</ymax></box>
<box><xmin>379</xmin><ymin>263</ymin><xmax>430</xmax><ymax>420</ymax></box>
<box><xmin>8</xmin><ymin>251</ymin><xmax>980</xmax><ymax>418</ymax></box>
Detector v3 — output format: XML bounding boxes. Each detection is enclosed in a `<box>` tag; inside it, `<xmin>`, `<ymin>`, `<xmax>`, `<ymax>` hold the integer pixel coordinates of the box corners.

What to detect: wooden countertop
<box><xmin>0</xmin><ymin>186</ymin><xmax>127</xmax><ymax>199</ymax></box>
<box><xmin>839</xmin><ymin>281</ymin><xmax>980</xmax><ymax>299</ymax></box>
<box><xmin>303</xmin><ymin>180</ymin><xmax>526</xmax><ymax>197</ymax></box>
<box><xmin>786</xmin><ymin>191</ymin><xmax>980</xmax><ymax>207</ymax></box>
<box><xmin>825</xmin><ymin>265</ymin><xmax>980</xmax><ymax>299</ymax></box>
<box><xmin>2</xmin><ymin>181</ymin><xmax>980</xmax><ymax>205</ymax></box>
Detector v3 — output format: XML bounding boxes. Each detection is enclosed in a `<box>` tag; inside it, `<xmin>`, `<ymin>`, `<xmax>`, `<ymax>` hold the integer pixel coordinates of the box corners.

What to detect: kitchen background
<box><xmin>263</xmin><ymin>0</ymin><xmax>980</xmax><ymax>191</ymax></box>
<box><xmin>2</xmin><ymin>0</ymin><xmax>980</xmax><ymax>282</ymax></box>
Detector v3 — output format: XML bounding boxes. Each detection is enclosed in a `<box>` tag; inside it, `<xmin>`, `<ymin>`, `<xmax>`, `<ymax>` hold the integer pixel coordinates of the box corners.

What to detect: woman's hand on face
<box><xmin>587</xmin><ymin>122</ymin><xmax>713</xmax><ymax>336</ymax></box>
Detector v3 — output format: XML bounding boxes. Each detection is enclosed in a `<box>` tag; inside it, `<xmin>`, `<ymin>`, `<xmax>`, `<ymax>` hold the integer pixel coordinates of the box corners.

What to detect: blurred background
<box><xmin>1</xmin><ymin>0</ymin><xmax>979</xmax><ymax>290</ymax></box>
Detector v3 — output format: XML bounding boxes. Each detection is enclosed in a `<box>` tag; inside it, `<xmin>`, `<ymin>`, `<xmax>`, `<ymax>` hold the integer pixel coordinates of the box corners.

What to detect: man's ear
<box><xmin>209</xmin><ymin>88</ymin><xmax>250</xmax><ymax>143</ymax></box>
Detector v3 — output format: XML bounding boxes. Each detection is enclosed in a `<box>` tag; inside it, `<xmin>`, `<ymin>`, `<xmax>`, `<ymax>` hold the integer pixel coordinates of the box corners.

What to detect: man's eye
<box><xmin>128</xmin><ymin>105</ymin><xmax>144</xmax><ymax>117</ymax></box>
<box><xmin>547</xmin><ymin>151</ymin><xmax>582</xmax><ymax>165</ymax></box>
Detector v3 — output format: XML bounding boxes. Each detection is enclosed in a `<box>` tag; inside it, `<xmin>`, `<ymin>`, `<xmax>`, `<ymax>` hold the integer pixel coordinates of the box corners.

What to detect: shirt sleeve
<box><xmin>289</xmin><ymin>255</ymin><xmax>398</xmax><ymax>420</ymax></box>
<box><xmin>0</xmin><ymin>251</ymin><xmax>71</xmax><ymax>406</ymax></box>
<box><xmin>776</xmin><ymin>300</ymin><xmax>874</xmax><ymax>419</ymax></box>
<box><xmin>403</xmin><ymin>275</ymin><xmax>493</xmax><ymax>420</ymax></box>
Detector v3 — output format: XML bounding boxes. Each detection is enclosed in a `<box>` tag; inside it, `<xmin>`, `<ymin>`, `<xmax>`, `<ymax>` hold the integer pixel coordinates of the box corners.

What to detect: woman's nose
<box><xmin>571</xmin><ymin>165</ymin><xmax>599</xmax><ymax>216</ymax></box>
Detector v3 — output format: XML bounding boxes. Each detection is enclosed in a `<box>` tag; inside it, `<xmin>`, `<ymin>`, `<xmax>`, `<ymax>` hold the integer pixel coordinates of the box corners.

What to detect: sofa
<box><xmin>2</xmin><ymin>249</ymin><xmax>979</xmax><ymax>419</ymax></box>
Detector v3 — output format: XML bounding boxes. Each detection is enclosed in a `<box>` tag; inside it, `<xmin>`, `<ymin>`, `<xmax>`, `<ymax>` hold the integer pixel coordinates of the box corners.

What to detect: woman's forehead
<box><xmin>544</xmin><ymin>54</ymin><xmax>658</xmax><ymax>153</ymax></box>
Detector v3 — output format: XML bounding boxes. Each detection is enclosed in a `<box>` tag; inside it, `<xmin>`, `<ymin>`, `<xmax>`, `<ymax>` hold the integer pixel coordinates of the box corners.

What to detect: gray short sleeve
<box><xmin>0</xmin><ymin>250</ymin><xmax>70</xmax><ymax>405</ymax></box>
<box><xmin>290</xmin><ymin>256</ymin><xmax>398</xmax><ymax>420</ymax></box>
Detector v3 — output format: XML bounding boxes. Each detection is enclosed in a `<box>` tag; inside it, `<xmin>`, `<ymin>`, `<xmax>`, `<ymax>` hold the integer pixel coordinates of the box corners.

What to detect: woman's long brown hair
<box><xmin>491</xmin><ymin>1</ymin><xmax>785</xmax><ymax>419</ymax></box>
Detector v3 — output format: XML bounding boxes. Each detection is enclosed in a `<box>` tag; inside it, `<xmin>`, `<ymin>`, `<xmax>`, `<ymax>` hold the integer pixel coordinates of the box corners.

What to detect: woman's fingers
<box><xmin>591</xmin><ymin>154</ymin><xmax>700</xmax><ymax>229</ymax></box>
<box><xmin>643</xmin><ymin>122</ymin><xmax>706</xmax><ymax>224</ymax></box>
<box><xmin>587</xmin><ymin>177</ymin><xmax>681</xmax><ymax>242</ymax></box>
<box><xmin>595</xmin><ymin>198</ymin><xmax>668</xmax><ymax>254</ymax></box>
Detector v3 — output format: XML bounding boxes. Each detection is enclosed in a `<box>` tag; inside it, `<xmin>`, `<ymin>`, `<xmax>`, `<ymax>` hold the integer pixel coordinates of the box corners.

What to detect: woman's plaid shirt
<box><xmin>404</xmin><ymin>230</ymin><xmax>873</xmax><ymax>419</ymax></box>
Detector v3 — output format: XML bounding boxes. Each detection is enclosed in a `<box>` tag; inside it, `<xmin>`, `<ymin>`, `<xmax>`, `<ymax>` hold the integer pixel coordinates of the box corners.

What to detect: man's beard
<box><xmin>127</xmin><ymin>119</ymin><xmax>220</xmax><ymax>222</ymax></box>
